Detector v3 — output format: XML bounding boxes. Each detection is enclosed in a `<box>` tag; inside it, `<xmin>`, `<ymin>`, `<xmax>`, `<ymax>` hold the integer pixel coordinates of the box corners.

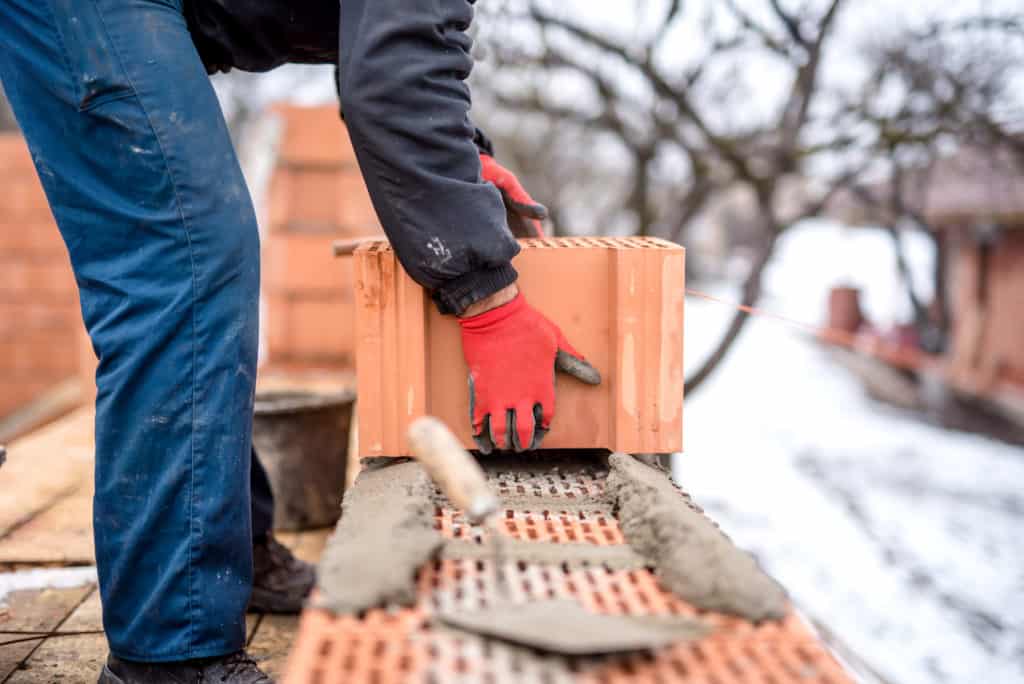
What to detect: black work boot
<box><xmin>248</xmin><ymin>534</ymin><xmax>316</xmax><ymax>613</ymax></box>
<box><xmin>97</xmin><ymin>650</ymin><xmax>272</xmax><ymax>683</ymax></box>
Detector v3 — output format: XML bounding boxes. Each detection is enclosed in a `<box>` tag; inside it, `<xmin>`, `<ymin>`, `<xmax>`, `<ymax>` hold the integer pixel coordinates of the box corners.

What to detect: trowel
<box><xmin>406</xmin><ymin>417</ymin><xmax>706</xmax><ymax>656</ymax></box>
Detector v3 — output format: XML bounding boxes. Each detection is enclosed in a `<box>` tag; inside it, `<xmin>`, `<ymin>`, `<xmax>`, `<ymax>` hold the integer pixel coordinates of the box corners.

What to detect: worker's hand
<box><xmin>459</xmin><ymin>290</ymin><xmax>600</xmax><ymax>453</ymax></box>
<box><xmin>479</xmin><ymin>153</ymin><xmax>548</xmax><ymax>238</ymax></box>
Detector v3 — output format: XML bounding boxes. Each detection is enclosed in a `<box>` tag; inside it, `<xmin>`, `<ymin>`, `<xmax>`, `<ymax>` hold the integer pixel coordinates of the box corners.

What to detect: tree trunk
<box><xmin>684</xmin><ymin>233</ymin><xmax>777</xmax><ymax>395</ymax></box>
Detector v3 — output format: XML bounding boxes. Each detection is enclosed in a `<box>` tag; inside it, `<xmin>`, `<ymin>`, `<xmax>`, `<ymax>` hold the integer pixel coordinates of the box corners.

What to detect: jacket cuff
<box><xmin>432</xmin><ymin>263</ymin><xmax>519</xmax><ymax>316</ymax></box>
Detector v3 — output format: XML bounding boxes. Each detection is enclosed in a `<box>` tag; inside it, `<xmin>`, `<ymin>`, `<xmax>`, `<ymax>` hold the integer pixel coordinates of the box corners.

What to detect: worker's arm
<box><xmin>338</xmin><ymin>0</ymin><xmax>521</xmax><ymax>315</ymax></box>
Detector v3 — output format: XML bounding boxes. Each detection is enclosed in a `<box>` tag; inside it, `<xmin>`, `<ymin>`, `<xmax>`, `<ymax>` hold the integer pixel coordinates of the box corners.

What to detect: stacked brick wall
<box><xmin>263</xmin><ymin>105</ymin><xmax>382</xmax><ymax>371</ymax></box>
<box><xmin>0</xmin><ymin>134</ymin><xmax>84</xmax><ymax>417</ymax></box>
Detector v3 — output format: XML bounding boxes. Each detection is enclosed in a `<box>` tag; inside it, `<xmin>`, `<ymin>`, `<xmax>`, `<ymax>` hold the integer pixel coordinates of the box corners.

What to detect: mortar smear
<box><xmin>442</xmin><ymin>538</ymin><xmax>647</xmax><ymax>569</ymax></box>
<box><xmin>438</xmin><ymin>599</ymin><xmax>707</xmax><ymax>655</ymax></box>
<box><xmin>607</xmin><ymin>453</ymin><xmax>787</xmax><ymax>621</ymax></box>
<box><xmin>315</xmin><ymin>459</ymin><xmax>442</xmax><ymax>614</ymax></box>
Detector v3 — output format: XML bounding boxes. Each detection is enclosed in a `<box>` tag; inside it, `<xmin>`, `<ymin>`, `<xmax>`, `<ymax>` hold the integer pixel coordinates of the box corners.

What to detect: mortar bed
<box><xmin>284</xmin><ymin>454</ymin><xmax>854</xmax><ymax>683</ymax></box>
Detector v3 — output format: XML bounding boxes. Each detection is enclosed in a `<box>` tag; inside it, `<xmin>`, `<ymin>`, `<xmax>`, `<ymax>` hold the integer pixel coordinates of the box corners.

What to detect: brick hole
<box><xmin>527</xmin><ymin>528</ymin><xmax>538</xmax><ymax>540</ymax></box>
<box><xmin>454</xmin><ymin>657</ymin><xmax>468</xmax><ymax>673</ymax></box>
<box><xmin>670</xmin><ymin>656</ymin><xmax>689</xmax><ymax>676</ymax></box>
<box><xmin>342</xmin><ymin>654</ymin><xmax>356</xmax><ymax>671</ymax></box>
<box><xmin>318</xmin><ymin>638</ymin><xmax>332</xmax><ymax>658</ymax></box>
<box><xmin>725</xmin><ymin>654</ymin><xmax>744</xmax><ymax>677</ymax></box>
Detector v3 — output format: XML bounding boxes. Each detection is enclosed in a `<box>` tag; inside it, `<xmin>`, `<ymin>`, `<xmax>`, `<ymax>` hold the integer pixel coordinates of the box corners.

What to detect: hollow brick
<box><xmin>352</xmin><ymin>237</ymin><xmax>686</xmax><ymax>456</ymax></box>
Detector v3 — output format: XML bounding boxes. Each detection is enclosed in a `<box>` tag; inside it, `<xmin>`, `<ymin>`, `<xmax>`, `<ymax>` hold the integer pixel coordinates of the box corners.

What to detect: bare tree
<box><xmin>470</xmin><ymin>0</ymin><xmax>1023</xmax><ymax>394</ymax></box>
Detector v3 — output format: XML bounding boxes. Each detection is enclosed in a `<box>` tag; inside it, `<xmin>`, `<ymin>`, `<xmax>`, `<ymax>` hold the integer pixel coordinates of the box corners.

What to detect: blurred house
<box><xmin>917</xmin><ymin>146</ymin><xmax>1024</xmax><ymax>396</ymax></box>
<box><xmin>827</xmin><ymin>141</ymin><xmax>1024</xmax><ymax>439</ymax></box>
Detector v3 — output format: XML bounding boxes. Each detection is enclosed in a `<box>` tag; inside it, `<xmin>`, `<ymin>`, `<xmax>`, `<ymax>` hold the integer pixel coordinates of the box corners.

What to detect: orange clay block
<box><xmin>352</xmin><ymin>237</ymin><xmax>685</xmax><ymax>457</ymax></box>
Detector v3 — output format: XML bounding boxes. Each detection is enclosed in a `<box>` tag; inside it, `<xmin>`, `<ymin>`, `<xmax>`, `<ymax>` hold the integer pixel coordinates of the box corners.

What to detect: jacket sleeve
<box><xmin>337</xmin><ymin>0</ymin><xmax>520</xmax><ymax>315</ymax></box>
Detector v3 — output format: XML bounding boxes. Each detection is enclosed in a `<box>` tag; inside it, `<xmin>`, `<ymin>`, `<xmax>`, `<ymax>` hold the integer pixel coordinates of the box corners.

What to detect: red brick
<box><xmin>336</xmin><ymin>169</ymin><xmax>381</xmax><ymax>232</ymax></box>
<box><xmin>277</xmin><ymin>167</ymin><xmax>344</xmax><ymax>229</ymax></box>
<box><xmin>0</xmin><ymin>134</ymin><xmax>36</xmax><ymax>174</ymax></box>
<box><xmin>265</xmin><ymin>294</ymin><xmax>354</xmax><ymax>363</ymax></box>
<box><xmin>0</xmin><ymin>219</ymin><xmax>65</xmax><ymax>254</ymax></box>
<box><xmin>264</xmin><ymin>233</ymin><xmax>353</xmax><ymax>295</ymax></box>
<box><xmin>354</xmin><ymin>237</ymin><xmax>686</xmax><ymax>457</ymax></box>
<box><xmin>272</xmin><ymin>105</ymin><xmax>355</xmax><ymax>166</ymax></box>
<box><xmin>0</xmin><ymin>335</ymin><xmax>79</xmax><ymax>374</ymax></box>
<box><xmin>0</xmin><ymin>377</ymin><xmax>58</xmax><ymax>417</ymax></box>
<box><xmin>0</xmin><ymin>175</ymin><xmax>52</xmax><ymax>218</ymax></box>
<box><xmin>0</xmin><ymin>302</ymin><xmax>80</xmax><ymax>340</ymax></box>
<box><xmin>2</xmin><ymin>259</ymin><xmax>78</xmax><ymax>301</ymax></box>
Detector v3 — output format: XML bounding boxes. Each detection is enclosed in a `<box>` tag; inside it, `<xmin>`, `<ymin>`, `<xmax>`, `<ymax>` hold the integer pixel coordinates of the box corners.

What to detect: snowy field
<box><xmin>676</xmin><ymin>223</ymin><xmax>1024</xmax><ymax>684</ymax></box>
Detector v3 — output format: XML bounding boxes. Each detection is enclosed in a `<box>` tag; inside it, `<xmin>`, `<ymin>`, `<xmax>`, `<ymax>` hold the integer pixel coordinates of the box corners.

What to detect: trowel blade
<box><xmin>437</xmin><ymin>599</ymin><xmax>707</xmax><ymax>656</ymax></box>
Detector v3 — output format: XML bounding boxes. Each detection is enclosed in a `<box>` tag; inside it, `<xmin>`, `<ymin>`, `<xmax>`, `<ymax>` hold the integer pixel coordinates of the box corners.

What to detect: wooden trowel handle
<box><xmin>407</xmin><ymin>416</ymin><xmax>498</xmax><ymax>524</ymax></box>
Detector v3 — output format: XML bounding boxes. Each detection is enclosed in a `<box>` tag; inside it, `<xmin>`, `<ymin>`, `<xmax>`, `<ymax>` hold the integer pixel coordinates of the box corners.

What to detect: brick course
<box><xmin>0</xmin><ymin>134</ymin><xmax>86</xmax><ymax>419</ymax></box>
<box><xmin>262</xmin><ymin>105</ymin><xmax>382</xmax><ymax>372</ymax></box>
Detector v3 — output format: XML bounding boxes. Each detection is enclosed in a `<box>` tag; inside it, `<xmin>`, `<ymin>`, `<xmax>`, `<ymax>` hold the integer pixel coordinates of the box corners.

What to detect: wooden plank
<box><xmin>0</xmin><ymin>379</ymin><xmax>83</xmax><ymax>446</ymax></box>
<box><xmin>0</xmin><ymin>486</ymin><xmax>94</xmax><ymax>564</ymax></box>
<box><xmin>0</xmin><ymin>584</ymin><xmax>94</xmax><ymax>681</ymax></box>
<box><xmin>6</xmin><ymin>586</ymin><xmax>104</xmax><ymax>683</ymax></box>
<box><xmin>247</xmin><ymin>614</ymin><xmax>299</xmax><ymax>680</ymax></box>
<box><xmin>0</xmin><ymin>408</ymin><xmax>94</xmax><ymax>539</ymax></box>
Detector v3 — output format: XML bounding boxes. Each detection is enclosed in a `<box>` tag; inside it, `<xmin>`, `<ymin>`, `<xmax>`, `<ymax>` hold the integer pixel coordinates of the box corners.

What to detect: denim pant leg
<box><xmin>0</xmin><ymin>0</ymin><xmax>259</xmax><ymax>661</ymax></box>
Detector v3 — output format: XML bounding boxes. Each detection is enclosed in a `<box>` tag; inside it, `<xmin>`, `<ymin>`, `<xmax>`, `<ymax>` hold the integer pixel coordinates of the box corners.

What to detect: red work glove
<box><xmin>479</xmin><ymin>153</ymin><xmax>548</xmax><ymax>238</ymax></box>
<box><xmin>459</xmin><ymin>293</ymin><xmax>601</xmax><ymax>453</ymax></box>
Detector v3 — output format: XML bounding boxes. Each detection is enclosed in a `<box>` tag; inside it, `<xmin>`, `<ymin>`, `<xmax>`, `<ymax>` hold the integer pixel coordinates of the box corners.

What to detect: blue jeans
<box><xmin>1</xmin><ymin>0</ymin><xmax>262</xmax><ymax>661</ymax></box>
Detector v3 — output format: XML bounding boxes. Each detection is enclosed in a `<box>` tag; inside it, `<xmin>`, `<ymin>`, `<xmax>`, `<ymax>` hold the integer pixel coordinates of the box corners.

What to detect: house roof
<box><xmin>828</xmin><ymin>140</ymin><xmax>1024</xmax><ymax>230</ymax></box>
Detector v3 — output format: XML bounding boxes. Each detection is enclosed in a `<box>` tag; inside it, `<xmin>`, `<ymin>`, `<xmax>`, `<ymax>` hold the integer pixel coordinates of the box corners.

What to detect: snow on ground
<box><xmin>0</xmin><ymin>566</ymin><xmax>97</xmax><ymax>607</ymax></box>
<box><xmin>675</xmin><ymin>222</ymin><xmax>1024</xmax><ymax>684</ymax></box>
